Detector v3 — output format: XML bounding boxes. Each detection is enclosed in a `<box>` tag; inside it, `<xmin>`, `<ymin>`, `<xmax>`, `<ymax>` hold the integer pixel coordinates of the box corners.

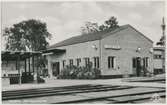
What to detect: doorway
<box><xmin>52</xmin><ymin>62</ymin><xmax>60</xmax><ymax>76</ymax></box>
<box><xmin>132</xmin><ymin>57</ymin><xmax>142</xmax><ymax>77</ymax></box>
<box><xmin>132</xmin><ymin>57</ymin><xmax>149</xmax><ymax>77</ymax></box>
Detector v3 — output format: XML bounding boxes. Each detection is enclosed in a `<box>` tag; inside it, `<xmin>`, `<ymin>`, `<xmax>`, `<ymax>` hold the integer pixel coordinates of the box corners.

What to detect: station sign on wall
<box><xmin>104</xmin><ymin>45</ymin><xmax>121</xmax><ymax>50</ymax></box>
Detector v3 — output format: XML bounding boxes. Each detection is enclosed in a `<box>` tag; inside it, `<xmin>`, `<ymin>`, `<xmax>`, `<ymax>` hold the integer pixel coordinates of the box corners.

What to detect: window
<box><xmin>142</xmin><ymin>57</ymin><xmax>149</xmax><ymax>67</ymax></box>
<box><xmin>76</xmin><ymin>58</ymin><xmax>81</xmax><ymax>66</ymax></box>
<box><xmin>132</xmin><ymin>58</ymin><xmax>137</xmax><ymax>68</ymax></box>
<box><xmin>84</xmin><ymin>58</ymin><xmax>90</xmax><ymax>67</ymax></box>
<box><xmin>154</xmin><ymin>55</ymin><xmax>162</xmax><ymax>59</ymax></box>
<box><xmin>62</xmin><ymin>60</ymin><xmax>66</xmax><ymax>68</ymax></box>
<box><xmin>2</xmin><ymin>61</ymin><xmax>8</xmax><ymax>67</ymax></box>
<box><xmin>94</xmin><ymin>57</ymin><xmax>99</xmax><ymax>68</ymax></box>
<box><xmin>108</xmin><ymin>56</ymin><xmax>115</xmax><ymax>69</ymax></box>
<box><xmin>69</xmin><ymin>59</ymin><xmax>73</xmax><ymax>66</ymax></box>
<box><xmin>143</xmin><ymin>57</ymin><xmax>149</xmax><ymax>67</ymax></box>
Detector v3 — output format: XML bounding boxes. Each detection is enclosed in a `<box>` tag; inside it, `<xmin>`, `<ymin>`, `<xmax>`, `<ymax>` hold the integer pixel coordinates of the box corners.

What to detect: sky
<box><xmin>1</xmin><ymin>1</ymin><xmax>165</xmax><ymax>50</ymax></box>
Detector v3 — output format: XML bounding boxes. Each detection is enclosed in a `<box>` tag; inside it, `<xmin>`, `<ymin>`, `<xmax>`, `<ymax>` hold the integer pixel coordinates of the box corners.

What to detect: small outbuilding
<box><xmin>153</xmin><ymin>47</ymin><xmax>165</xmax><ymax>74</ymax></box>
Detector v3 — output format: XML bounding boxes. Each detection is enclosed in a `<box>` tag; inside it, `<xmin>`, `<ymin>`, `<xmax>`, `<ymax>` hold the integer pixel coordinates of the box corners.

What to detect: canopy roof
<box><xmin>41</xmin><ymin>48</ymin><xmax>66</xmax><ymax>54</ymax></box>
<box><xmin>1</xmin><ymin>51</ymin><xmax>42</xmax><ymax>61</ymax></box>
<box><xmin>153</xmin><ymin>47</ymin><xmax>165</xmax><ymax>51</ymax></box>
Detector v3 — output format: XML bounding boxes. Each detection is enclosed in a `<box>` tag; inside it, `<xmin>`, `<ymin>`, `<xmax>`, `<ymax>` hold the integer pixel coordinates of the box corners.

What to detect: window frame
<box><xmin>94</xmin><ymin>57</ymin><xmax>99</xmax><ymax>68</ymax></box>
<box><xmin>62</xmin><ymin>60</ymin><xmax>66</xmax><ymax>68</ymax></box>
<box><xmin>76</xmin><ymin>58</ymin><xmax>81</xmax><ymax>66</ymax></box>
<box><xmin>154</xmin><ymin>54</ymin><xmax>162</xmax><ymax>59</ymax></box>
<box><xmin>69</xmin><ymin>59</ymin><xmax>73</xmax><ymax>66</ymax></box>
<box><xmin>108</xmin><ymin>56</ymin><xmax>115</xmax><ymax>69</ymax></box>
<box><xmin>84</xmin><ymin>57</ymin><xmax>90</xmax><ymax>67</ymax></box>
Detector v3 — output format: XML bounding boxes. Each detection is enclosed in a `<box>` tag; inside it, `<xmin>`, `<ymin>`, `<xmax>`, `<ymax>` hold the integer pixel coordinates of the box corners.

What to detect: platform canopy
<box><xmin>153</xmin><ymin>47</ymin><xmax>165</xmax><ymax>51</ymax></box>
<box><xmin>1</xmin><ymin>51</ymin><xmax>42</xmax><ymax>61</ymax></box>
<box><xmin>41</xmin><ymin>48</ymin><xmax>66</xmax><ymax>55</ymax></box>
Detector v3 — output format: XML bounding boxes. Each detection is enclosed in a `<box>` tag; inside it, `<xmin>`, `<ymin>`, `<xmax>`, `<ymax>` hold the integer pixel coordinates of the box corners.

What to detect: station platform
<box><xmin>2</xmin><ymin>76</ymin><xmax>165</xmax><ymax>91</ymax></box>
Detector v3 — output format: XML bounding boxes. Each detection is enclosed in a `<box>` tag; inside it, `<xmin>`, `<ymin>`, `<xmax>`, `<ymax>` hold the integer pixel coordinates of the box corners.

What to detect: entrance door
<box><xmin>136</xmin><ymin>57</ymin><xmax>142</xmax><ymax>76</ymax></box>
<box><xmin>52</xmin><ymin>62</ymin><xmax>60</xmax><ymax>76</ymax></box>
<box><xmin>132</xmin><ymin>57</ymin><xmax>142</xmax><ymax>76</ymax></box>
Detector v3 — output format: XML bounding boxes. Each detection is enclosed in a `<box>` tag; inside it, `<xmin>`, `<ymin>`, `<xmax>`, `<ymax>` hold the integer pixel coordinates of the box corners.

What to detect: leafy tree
<box><xmin>3</xmin><ymin>19</ymin><xmax>51</xmax><ymax>79</ymax></box>
<box><xmin>99</xmin><ymin>24</ymin><xmax>107</xmax><ymax>31</ymax></box>
<box><xmin>81</xmin><ymin>16</ymin><xmax>119</xmax><ymax>34</ymax></box>
<box><xmin>3</xmin><ymin>19</ymin><xmax>51</xmax><ymax>51</ymax></box>
<box><xmin>100</xmin><ymin>16</ymin><xmax>119</xmax><ymax>31</ymax></box>
<box><xmin>81</xmin><ymin>21</ymin><xmax>99</xmax><ymax>34</ymax></box>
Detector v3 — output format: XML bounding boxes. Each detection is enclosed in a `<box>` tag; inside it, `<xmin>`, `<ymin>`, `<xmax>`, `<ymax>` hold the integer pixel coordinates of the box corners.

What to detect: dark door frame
<box><xmin>132</xmin><ymin>57</ymin><xmax>142</xmax><ymax>77</ymax></box>
<box><xmin>136</xmin><ymin>57</ymin><xmax>142</xmax><ymax>77</ymax></box>
<box><xmin>52</xmin><ymin>62</ymin><xmax>60</xmax><ymax>76</ymax></box>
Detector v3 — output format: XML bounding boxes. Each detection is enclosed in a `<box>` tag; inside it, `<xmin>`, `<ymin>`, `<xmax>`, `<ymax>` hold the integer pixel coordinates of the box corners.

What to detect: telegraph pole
<box><xmin>161</xmin><ymin>17</ymin><xmax>165</xmax><ymax>45</ymax></box>
<box><xmin>161</xmin><ymin>17</ymin><xmax>166</xmax><ymax>72</ymax></box>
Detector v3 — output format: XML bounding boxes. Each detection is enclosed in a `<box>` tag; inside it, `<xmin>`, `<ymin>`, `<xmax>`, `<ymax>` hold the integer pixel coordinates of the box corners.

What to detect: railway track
<box><xmin>66</xmin><ymin>91</ymin><xmax>165</xmax><ymax>104</ymax></box>
<box><xmin>2</xmin><ymin>85</ymin><xmax>133</xmax><ymax>100</ymax></box>
<box><xmin>56</xmin><ymin>90</ymin><xmax>165</xmax><ymax>104</ymax></box>
<box><xmin>2</xmin><ymin>84</ymin><xmax>166</xmax><ymax>104</ymax></box>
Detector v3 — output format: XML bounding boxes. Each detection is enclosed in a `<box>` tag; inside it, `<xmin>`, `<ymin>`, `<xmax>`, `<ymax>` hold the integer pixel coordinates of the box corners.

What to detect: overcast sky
<box><xmin>1</xmin><ymin>1</ymin><xmax>165</xmax><ymax>50</ymax></box>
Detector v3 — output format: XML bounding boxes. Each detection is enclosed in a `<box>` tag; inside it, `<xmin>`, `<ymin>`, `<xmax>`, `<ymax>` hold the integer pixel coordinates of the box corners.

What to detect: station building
<box><xmin>45</xmin><ymin>24</ymin><xmax>154</xmax><ymax>78</ymax></box>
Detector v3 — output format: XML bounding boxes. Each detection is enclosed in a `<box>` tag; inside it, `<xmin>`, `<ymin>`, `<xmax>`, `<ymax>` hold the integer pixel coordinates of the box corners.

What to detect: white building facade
<box><xmin>45</xmin><ymin>24</ymin><xmax>154</xmax><ymax>78</ymax></box>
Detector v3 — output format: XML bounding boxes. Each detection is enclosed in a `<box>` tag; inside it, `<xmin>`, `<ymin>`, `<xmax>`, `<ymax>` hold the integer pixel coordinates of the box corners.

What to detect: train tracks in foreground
<box><xmin>2</xmin><ymin>84</ymin><xmax>166</xmax><ymax>104</ymax></box>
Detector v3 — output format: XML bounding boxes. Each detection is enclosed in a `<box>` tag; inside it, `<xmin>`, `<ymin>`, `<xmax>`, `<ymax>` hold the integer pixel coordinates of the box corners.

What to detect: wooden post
<box><xmin>25</xmin><ymin>59</ymin><xmax>27</xmax><ymax>73</ymax></box>
<box><xmin>32</xmin><ymin>56</ymin><xmax>34</xmax><ymax>74</ymax></box>
<box><xmin>34</xmin><ymin>55</ymin><xmax>38</xmax><ymax>83</ymax></box>
<box><xmin>36</xmin><ymin>56</ymin><xmax>39</xmax><ymax>82</ymax></box>
<box><xmin>16</xmin><ymin>60</ymin><xmax>17</xmax><ymax>70</ymax></box>
<box><xmin>17</xmin><ymin>54</ymin><xmax>21</xmax><ymax>85</ymax></box>
<box><xmin>29</xmin><ymin>57</ymin><xmax>31</xmax><ymax>73</ymax></box>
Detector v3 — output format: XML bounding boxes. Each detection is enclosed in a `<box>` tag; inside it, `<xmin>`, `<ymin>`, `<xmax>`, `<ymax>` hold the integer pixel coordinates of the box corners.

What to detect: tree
<box><xmin>99</xmin><ymin>24</ymin><xmax>107</xmax><ymax>31</ymax></box>
<box><xmin>100</xmin><ymin>16</ymin><xmax>119</xmax><ymax>31</ymax></box>
<box><xmin>3</xmin><ymin>19</ymin><xmax>51</xmax><ymax>80</ymax></box>
<box><xmin>3</xmin><ymin>19</ymin><xmax>51</xmax><ymax>51</ymax></box>
<box><xmin>81</xmin><ymin>21</ymin><xmax>99</xmax><ymax>34</ymax></box>
<box><xmin>81</xmin><ymin>16</ymin><xmax>119</xmax><ymax>34</ymax></box>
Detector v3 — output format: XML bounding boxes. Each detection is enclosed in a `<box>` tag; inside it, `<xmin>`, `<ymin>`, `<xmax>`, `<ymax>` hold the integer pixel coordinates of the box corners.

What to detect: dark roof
<box><xmin>1</xmin><ymin>51</ymin><xmax>41</xmax><ymax>61</ymax></box>
<box><xmin>48</xmin><ymin>24</ymin><xmax>153</xmax><ymax>49</ymax></box>
<box><xmin>153</xmin><ymin>47</ymin><xmax>165</xmax><ymax>51</ymax></box>
<box><xmin>42</xmin><ymin>48</ymin><xmax>66</xmax><ymax>54</ymax></box>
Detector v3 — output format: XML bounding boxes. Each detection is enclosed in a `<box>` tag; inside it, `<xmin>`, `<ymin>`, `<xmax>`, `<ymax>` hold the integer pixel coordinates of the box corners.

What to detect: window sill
<box><xmin>108</xmin><ymin>68</ymin><xmax>117</xmax><ymax>70</ymax></box>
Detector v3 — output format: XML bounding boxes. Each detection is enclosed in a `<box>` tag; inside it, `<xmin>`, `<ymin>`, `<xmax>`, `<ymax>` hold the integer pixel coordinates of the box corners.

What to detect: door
<box><xmin>136</xmin><ymin>57</ymin><xmax>142</xmax><ymax>77</ymax></box>
<box><xmin>52</xmin><ymin>62</ymin><xmax>60</xmax><ymax>76</ymax></box>
<box><xmin>142</xmin><ymin>57</ymin><xmax>149</xmax><ymax>76</ymax></box>
<box><xmin>132</xmin><ymin>57</ymin><xmax>142</xmax><ymax>77</ymax></box>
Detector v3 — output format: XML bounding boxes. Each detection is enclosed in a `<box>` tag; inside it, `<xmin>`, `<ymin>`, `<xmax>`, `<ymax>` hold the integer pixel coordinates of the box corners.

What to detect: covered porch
<box><xmin>1</xmin><ymin>51</ymin><xmax>42</xmax><ymax>85</ymax></box>
<box><xmin>42</xmin><ymin>48</ymin><xmax>66</xmax><ymax>78</ymax></box>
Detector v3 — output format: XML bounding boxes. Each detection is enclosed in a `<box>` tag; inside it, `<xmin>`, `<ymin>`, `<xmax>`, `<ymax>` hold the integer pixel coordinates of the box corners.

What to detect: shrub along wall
<box><xmin>57</xmin><ymin>64</ymin><xmax>101</xmax><ymax>79</ymax></box>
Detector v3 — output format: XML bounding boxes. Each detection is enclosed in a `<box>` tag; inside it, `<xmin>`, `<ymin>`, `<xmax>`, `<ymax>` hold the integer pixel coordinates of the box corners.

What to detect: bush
<box><xmin>57</xmin><ymin>64</ymin><xmax>101</xmax><ymax>79</ymax></box>
<box><xmin>37</xmin><ymin>76</ymin><xmax>45</xmax><ymax>83</ymax></box>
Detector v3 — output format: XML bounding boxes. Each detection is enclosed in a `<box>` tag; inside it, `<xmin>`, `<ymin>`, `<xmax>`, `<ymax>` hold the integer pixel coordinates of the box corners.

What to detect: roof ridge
<box><xmin>127</xmin><ymin>25</ymin><xmax>153</xmax><ymax>43</ymax></box>
<box><xmin>101</xmin><ymin>24</ymin><xmax>130</xmax><ymax>39</ymax></box>
<box><xmin>48</xmin><ymin>24</ymin><xmax>130</xmax><ymax>49</ymax></box>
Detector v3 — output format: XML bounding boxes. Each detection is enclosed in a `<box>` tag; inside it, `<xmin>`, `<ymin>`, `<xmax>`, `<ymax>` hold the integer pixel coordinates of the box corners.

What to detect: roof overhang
<box><xmin>153</xmin><ymin>47</ymin><xmax>165</xmax><ymax>51</ymax></box>
<box><xmin>1</xmin><ymin>51</ymin><xmax>42</xmax><ymax>61</ymax></box>
<box><xmin>41</xmin><ymin>48</ymin><xmax>66</xmax><ymax>55</ymax></box>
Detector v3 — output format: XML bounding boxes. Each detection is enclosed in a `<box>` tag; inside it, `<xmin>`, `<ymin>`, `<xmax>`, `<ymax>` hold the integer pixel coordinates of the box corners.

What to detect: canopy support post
<box><xmin>17</xmin><ymin>54</ymin><xmax>21</xmax><ymax>85</ymax></box>
<box><xmin>29</xmin><ymin>57</ymin><xmax>31</xmax><ymax>73</ymax></box>
<box><xmin>32</xmin><ymin>56</ymin><xmax>35</xmax><ymax>74</ymax></box>
<box><xmin>25</xmin><ymin>59</ymin><xmax>27</xmax><ymax>73</ymax></box>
